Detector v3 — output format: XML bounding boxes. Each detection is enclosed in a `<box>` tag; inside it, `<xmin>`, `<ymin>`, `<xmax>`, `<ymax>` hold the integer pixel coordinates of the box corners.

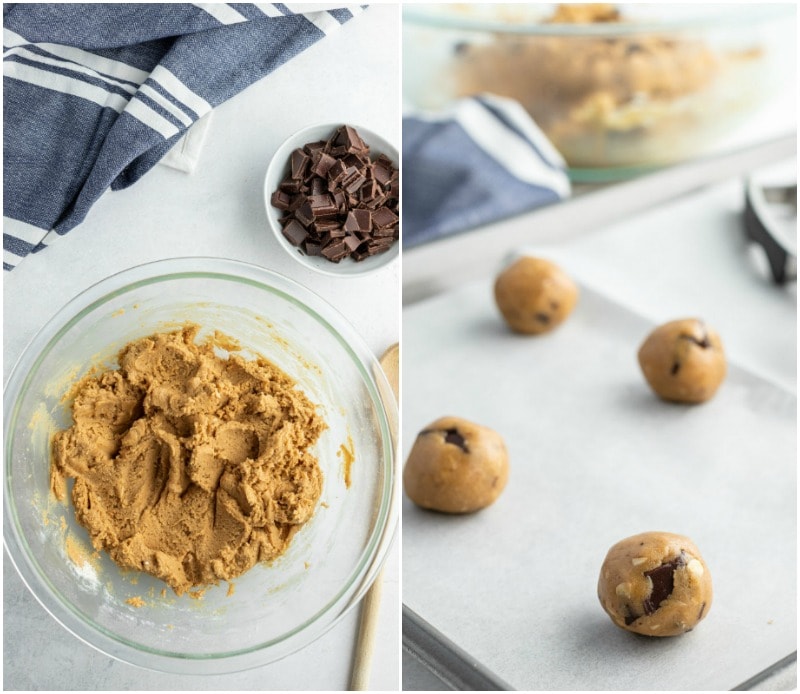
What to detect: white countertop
<box><xmin>3</xmin><ymin>5</ymin><xmax>400</xmax><ymax>690</ymax></box>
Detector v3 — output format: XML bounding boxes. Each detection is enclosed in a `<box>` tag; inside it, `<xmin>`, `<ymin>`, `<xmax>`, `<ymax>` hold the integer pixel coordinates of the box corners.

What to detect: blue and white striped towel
<box><xmin>402</xmin><ymin>95</ymin><xmax>571</xmax><ymax>248</ymax></box>
<box><xmin>3</xmin><ymin>3</ymin><xmax>365</xmax><ymax>271</ymax></box>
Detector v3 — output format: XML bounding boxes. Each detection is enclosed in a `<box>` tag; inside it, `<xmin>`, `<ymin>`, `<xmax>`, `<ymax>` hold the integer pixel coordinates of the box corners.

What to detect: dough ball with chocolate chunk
<box><xmin>637</xmin><ymin>318</ymin><xmax>726</xmax><ymax>403</ymax></box>
<box><xmin>403</xmin><ymin>416</ymin><xmax>509</xmax><ymax>513</ymax></box>
<box><xmin>494</xmin><ymin>256</ymin><xmax>579</xmax><ymax>334</ymax></box>
<box><xmin>598</xmin><ymin>531</ymin><xmax>713</xmax><ymax>637</ymax></box>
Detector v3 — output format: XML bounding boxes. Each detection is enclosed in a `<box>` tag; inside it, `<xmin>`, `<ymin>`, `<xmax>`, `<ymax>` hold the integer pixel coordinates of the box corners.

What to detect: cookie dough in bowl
<box><xmin>51</xmin><ymin>324</ymin><xmax>326</xmax><ymax>597</ymax></box>
<box><xmin>637</xmin><ymin>318</ymin><xmax>726</xmax><ymax>403</ymax></box>
<box><xmin>598</xmin><ymin>531</ymin><xmax>713</xmax><ymax>637</ymax></box>
<box><xmin>403</xmin><ymin>4</ymin><xmax>792</xmax><ymax>177</ymax></box>
<box><xmin>404</xmin><ymin>416</ymin><xmax>509</xmax><ymax>513</ymax></box>
<box><xmin>3</xmin><ymin>257</ymin><xmax>397</xmax><ymax>674</ymax></box>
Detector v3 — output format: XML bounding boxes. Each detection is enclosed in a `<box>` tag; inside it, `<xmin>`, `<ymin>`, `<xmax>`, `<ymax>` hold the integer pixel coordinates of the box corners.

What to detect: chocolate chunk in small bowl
<box><xmin>264</xmin><ymin>123</ymin><xmax>399</xmax><ymax>277</ymax></box>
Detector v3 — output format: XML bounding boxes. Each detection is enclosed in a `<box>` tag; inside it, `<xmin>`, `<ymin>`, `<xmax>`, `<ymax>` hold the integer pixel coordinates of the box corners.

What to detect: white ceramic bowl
<box><xmin>3</xmin><ymin>257</ymin><xmax>398</xmax><ymax>674</ymax></box>
<box><xmin>264</xmin><ymin>123</ymin><xmax>399</xmax><ymax>277</ymax></box>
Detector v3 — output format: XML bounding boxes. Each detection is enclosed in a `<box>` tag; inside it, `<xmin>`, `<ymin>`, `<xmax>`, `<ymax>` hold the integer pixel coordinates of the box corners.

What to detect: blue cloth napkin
<box><xmin>3</xmin><ymin>3</ymin><xmax>364</xmax><ymax>271</ymax></box>
<box><xmin>402</xmin><ymin>94</ymin><xmax>571</xmax><ymax>249</ymax></box>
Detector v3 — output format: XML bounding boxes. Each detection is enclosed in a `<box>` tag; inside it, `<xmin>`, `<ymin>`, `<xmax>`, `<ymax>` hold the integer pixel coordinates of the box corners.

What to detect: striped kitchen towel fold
<box><xmin>402</xmin><ymin>94</ymin><xmax>571</xmax><ymax>248</ymax></box>
<box><xmin>2</xmin><ymin>3</ymin><xmax>366</xmax><ymax>271</ymax></box>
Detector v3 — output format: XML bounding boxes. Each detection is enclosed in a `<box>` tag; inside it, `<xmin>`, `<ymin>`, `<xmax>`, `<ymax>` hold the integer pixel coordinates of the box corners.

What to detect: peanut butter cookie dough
<box><xmin>404</xmin><ymin>416</ymin><xmax>509</xmax><ymax>513</ymax></box>
<box><xmin>449</xmin><ymin>4</ymin><xmax>746</xmax><ymax>168</ymax></box>
<box><xmin>51</xmin><ymin>324</ymin><xmax>326</xmax><ymax>595</ymax></box>
<box><xmin>637</xmin><ymin>318</ymin><xmax>726</xmax><ymax>403</ymax></box>
<box><xmin>598</xmin><ymin>531</ymin><xmax>713</xmax><ymax>637</ymax></box>
<box><xmin>494</xmin><ymin>256</ymin><xmax>579</xmax><ymax>335</ymax></box>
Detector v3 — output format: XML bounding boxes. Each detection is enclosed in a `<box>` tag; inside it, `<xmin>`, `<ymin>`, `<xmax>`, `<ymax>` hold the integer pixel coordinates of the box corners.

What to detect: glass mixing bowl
<box><xmin>4</xmin><ymin>257</ymin><xmax>398</xmax><ymax>674</ymax></box>
<box><xmin>404</xmin><ymin>3</ymin><xmax>796</xmax><ymax>180</ymax></box>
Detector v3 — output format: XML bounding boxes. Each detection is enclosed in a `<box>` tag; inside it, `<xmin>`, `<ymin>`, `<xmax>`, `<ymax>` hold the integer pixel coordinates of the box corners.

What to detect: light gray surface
<box><xmin>3</xmin><ymin>553</ymin><xmax>395</xmax><ymax>691</ymax></box>
<box><xmin>3</xmin><ymin>5</ymin><xmax>400</xmax><ymax>690</ymax></box>
<box><xmin>401</xmin><ymin>176</ymin><xmax>796</xmax><ymax>690</ymax></box>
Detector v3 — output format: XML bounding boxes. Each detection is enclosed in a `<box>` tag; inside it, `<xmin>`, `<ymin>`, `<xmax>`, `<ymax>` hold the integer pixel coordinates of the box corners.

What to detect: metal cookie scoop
<box><xmin>744</xmin><ymin>179</ymin><xmax>797</xmax><ymax>285</ymax></box>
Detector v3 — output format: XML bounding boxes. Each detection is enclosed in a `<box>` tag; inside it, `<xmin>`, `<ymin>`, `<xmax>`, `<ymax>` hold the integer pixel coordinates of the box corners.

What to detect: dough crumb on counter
<box><xmin>51</xmin><ymin>323</ymin><xmax>326</xmax><ymax>596</ymax></box>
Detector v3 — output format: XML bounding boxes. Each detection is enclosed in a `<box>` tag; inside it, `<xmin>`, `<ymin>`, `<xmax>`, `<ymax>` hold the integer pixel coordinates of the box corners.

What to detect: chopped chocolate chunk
<box><xmin>624</xmin><ymin>608</ymin><xmax>639</xmax><ymax>626</ymax></box>
<box><xmin>372</xmin><ymin>227</ymin><xmax>397</xmax><ymax>239</ymax></box>
<box><xmin>643</xmin><ymin>551</ymin><xmax>687</xmax><ymax>615</ymax></box>
<box><xmin>332</xmin><ymin>190</ymin><xmax>347</xmax><ymax>212</ymax></box>
<box><xmin>290</xmin><ymin>149</ymin><xmax>310</xmax><ymax>180</ymax></box>
<box><xmin>294</xmin><ymin>202</ymin><xmax>315</xmax><ymax>228</ymax></box>
<box><xmin>359</xmin><ymin>179</ymin><xmax>379</xmax><ymax>202</ymax></box>
<box><xmin>270</xmin><ymin>190</ymin><xmax>291</xmax><ymax>211</ymax></box>
<box><xmin>303</xmin><ymin>140</ymin><xmax>327</xmax><ymax>156</ymax></box>
<box><xmin>328</xmin><ymin>160</ymin><xmax>347</xmax><ymax>186</ymax></box>
<box><xmin>680</xmin><ymin>332</ymin><xmax>711</xmax><ymax>349</ymax></box>
<box><xmin>282</xmin><ymin>219</ymin><xmax>308</xmax><ymax>247</ymax></box>
<box><xmin>324</xmin><ymin>226</ymin><xmax>346</xmax><ymax>239</ymax></box>
<box><xmin>287</xmin><ymin>194</ymin><xmax>306</xmax><ymax>212</ymax></box>
<box><xmin>419</xmin><ymin>427</ymin><xmax>470</xmax><ymax>453</ymax></box>
<box><xmin>312</xmin><ymin>218</ymin><xmax>341</xmax><ymax>233</ymax></box>
<box><xmin>308</xmin><ymin>194</ymin><xmax>338</xmax><ymax>217</ymax></box>
<box><xmin>279</xmin><ymin>179</ymin><xmax>302</xmax><ymax>194</ymax></box>
<box><xmin>343</xmin><ymin>234</ymin><xmax>362</xmax><ymax>252</ymax></box>
<box><xmin>366</xmin><ymin>239</ymin><xmax>395</xmax><ymax>256</ymax></box>
<box><xmin>334</xmin><ymin>124</ymin><xmax>368</xmax><ymax>154</ymax></box>
<box><xmin>321</xmin><ymin>239</ymin><xmax>349</xmax><ymax>262</ymax></box>
<box><xmin>373</xmin><ymin>162</ymin><xmax>393</xmax><ymax>187</ymax></box>
<box><xmin>365</xmin><ymin>194</ymin><xmax>387</xmax><ymax>210</ymax></box>
<box><xmin>343</xmin><ymin>208</ymin><xmax>372</xmax><ymax>234</ymax></box>
<box><xmin>312</xmin><ymin>152</ymin><xmax>337</xmax><ymax>178</ymax></box>
<box><xmin>371</xmin><ymin>206</ymin><xmax>398</xmax><ymax>229</ymax></box>
<box><xmin>342</xmin><ymin>153</ymin><xmax>365</xmax><ymax>169</ymax></box>
<box><xmin>308</xmin><ymin>176</ymin><xmax>327</xmax><ymax>196</ymax></box>
<box><xmin>444</xmin><ymin>428</ymin><xmax>468</xmax><ymax>451</ymax></box>
<box><xmin>303</xmin><ymin>240</ymin><xmax>322</xmax><ymax>256</ymax></box>
<box><xmin>343</xmin><ymin>211</ymin><xmax>360</xmax><ymax>233</ymax></box>
<box><xmin>342</xmin><ymin>169</ymin><xmax>367</xmax><ymax>195</ymax></box>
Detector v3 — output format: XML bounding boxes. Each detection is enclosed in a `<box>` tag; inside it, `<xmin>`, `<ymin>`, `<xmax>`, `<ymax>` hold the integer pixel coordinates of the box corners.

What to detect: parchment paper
<box><xmin>402</xmin><ymin>280</ymin><xmax>796</xmax><ymax>691</ymax></box>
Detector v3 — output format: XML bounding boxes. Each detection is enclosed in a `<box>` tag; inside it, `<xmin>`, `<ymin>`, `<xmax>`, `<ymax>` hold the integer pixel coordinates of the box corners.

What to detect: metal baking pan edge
<box><xmin>403</xmin><ymin>605</ymin><xmax>514</xmax><ymax>690</ymax></box>
<box><xmin>403</xmin><ymin>605</ymin><xmax>796</xmax><ymax>691</ymax></box>
<box><xmin>402</xmin><ymin>134</ymin><xmax>796</xmax><ymax>307</ymax></box>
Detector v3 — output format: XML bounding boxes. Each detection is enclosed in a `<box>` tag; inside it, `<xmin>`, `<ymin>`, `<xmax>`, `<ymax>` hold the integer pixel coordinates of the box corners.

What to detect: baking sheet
<box><xmin>402</xmin><ymin>279</ymin><xmax>796</xmax><ymax>691</ymax></box>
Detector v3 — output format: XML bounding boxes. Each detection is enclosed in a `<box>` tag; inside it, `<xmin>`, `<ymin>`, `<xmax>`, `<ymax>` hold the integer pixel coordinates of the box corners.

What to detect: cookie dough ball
<box><xmin>494</xmin><ymin>256</ymin><xmax>578</xmax><ymax>335</ymax></box>
<box><xmin>403</xmin><ymin>416</ymin><xmax>509</xmax><ymax>513</ymax></box>
<box><xmin>637</xmin><ymin>318</ymin><xmax>726</xmax><ymax>403</ymax></box>
<box><xmin>598</xmin><ymin>531</ymin><xmax>713</xmax><ymax>637</ymax></box>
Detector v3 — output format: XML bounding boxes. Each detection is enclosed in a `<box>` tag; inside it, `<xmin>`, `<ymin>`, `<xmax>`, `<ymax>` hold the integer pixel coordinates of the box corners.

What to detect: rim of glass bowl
<box><xmin>3</xmin><ymin>256</ymin><xmax>398</xmax><ymax>674</ymax></box>
<box><xmin>402</xmin><ymin>3</ymin><xmax>794</xmax><ymax>36</ymax></box>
